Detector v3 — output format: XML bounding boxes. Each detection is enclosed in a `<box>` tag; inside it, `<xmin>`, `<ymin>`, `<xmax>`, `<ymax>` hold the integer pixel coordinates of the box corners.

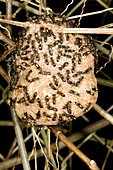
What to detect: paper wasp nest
<box><xmin>10</xmin><ymin>14</ymin><xmax>98</xmax><ymax>126</ymax></box>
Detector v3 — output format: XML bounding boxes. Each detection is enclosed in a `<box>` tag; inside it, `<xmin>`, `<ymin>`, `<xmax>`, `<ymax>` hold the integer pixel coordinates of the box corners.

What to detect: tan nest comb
<box><xmin>10</xmin><ymin>14</ymin><xmax>98</xmax><ymax>126</ymax></box>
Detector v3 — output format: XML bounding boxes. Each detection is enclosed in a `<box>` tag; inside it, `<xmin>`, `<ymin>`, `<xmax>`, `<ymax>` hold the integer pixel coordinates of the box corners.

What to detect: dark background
<box><xmin>0</xmin><ymin>0</ymin><xmax>113</xmax><ymax>169</ymax></box>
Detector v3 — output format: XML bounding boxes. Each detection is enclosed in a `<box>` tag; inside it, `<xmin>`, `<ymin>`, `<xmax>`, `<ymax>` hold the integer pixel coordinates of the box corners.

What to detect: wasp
<box><xmin>49</xmin><ymin>83</ymin><xmax>57</xmax><ymax>90</ymax></box>
<box><xmin>59</xmin><ymin>62</ymin><xmax>69</xmax><ymax>70</ymax></box>
<box><xmin>43</xmin><ymin>112</ymin><xmax>51</xmax><ymax>118</ymax></box>
<box><xmin>73</xmin><ymin>71</ymin><xmax>83</xmax><ymax>77</ymax></box>
<box><xmin>38</xmin><ymin>43</ymin><xmax>43</xmax><ymax>50</ymax></box>
<box><xmin>52</xmin><ymin>112</ymin><xmax>57</xmax><ymax>121</ymax></box>
<box><xmin>57</xmin><ymin>72</ymin><xmax>66</xmax><ymax>82</ymax></box>
<box><xmin>35</xmin><ymin>33</ymin><xmax>40</xmax><ymax>42</ymax></box>
<box><xmin>56</xmin><ymin>52</ymin><xmax>62</xmax><ymax>62</ymax></box>
<box><xmin>17</xmin><ymin>97</ymin><xmax>26</xmax><ymax>103</ymax></box>
<box><xmin>25</xmin><ymin>70</ymin><xmax>39</xmax><ymax>82</ymax></box>
<box><xmin>22</xmin><ymin>62</ymin><xmax>30</xmax><ymax>67</ymax></box>
<box><xmin>34</xmin><ymin>63</ymin><xmax>42</xmax><ymax>72</ymax></box>
<box><xmin>35</xmin><ymin>51</ymin><xmax>40</xmax><ymax>61</ymax></box>
<box><xmin>52</xmin><ymin>94</ymin><xmax>56</xmax><ymax>105</ymax></box>
<box><xmin>45</xmin><ymin>95</ymin><xmax>49</xmax><ymax>104</ymax></box>
<box><xmin>53</xmin><ymin>40</ymin><xmax>59</xmax><ymax>46</ymax></box>
<box><xmin>47</xmin><ymin>104</ymin><xmax>57</xmax><ymax>111</ymax></box>
<box><xmin>27</xmin><ymin>34</ymin><xmax>32</xmax><ymax>44</ymax></box>
<box><xmin>83</xmin><ymin>102</ymin><xmax>91</xmax><ymax>113</ymax></box>
<box><xmin>74</xmin><ymin>37</ymin><xmax>82</xmax><ymax>47</ymax></box>
<box><xmin>86</xmin><ymin>90</ymin><xmax>95</xmax><ymax>96</ymax></box>
<box><xmin>23</xmin><ymin>112</ymin><xmax>28</xmax><ymax>119</ymax></box>
<box><xmin>66</xmin><ymin>34</ymin><xmax>70</xmax><ymax>41</ymax></box>
<box><xmin>36</xmin><ymin>111</ymin><xmax>41</xmax><ymax>119</ymax></box>
<box><xmin>57</xmin><ymin>91</ymin><xmax>65</xmax><ymax>97</ymax></box>
<box><xmin>43</xmin><ymin>54</ymin><xmax>49</xmax><ymax>65</ymax></box>
<box><xmin>37</xmin><ymin>98</ymin><xmax>43</xmax><ymax>108</ymax></box>
<box><xmin>48</xmin><ymin>45</ymin><xmax>53</xmax><ymax>56</ymax></box>
<box><xmin>69</xmin><ymin>90</ymin><xmax>80</xmax><ymax>96</ymax></box>
<box><xmin>74</xmin><ymin>76</ymin><xmax>84</xmax><ymax>86</ymax></box>
<box><xmin>22</xmin><ymin>44</ymin><xmax>29</xmax><ymax>51</ymax></box>
<box><xmin>83</xmin><ymin>51</ymin><xmax>91</xmax><ymax>56</ymax></box>
<box><xmin>92</xmin><ymin>87</ymin><xmax>98</xmax><ymax>92</ymax></box>
<box><xmin>29</xmin><ymin>92</ymin><xmax>37</xmax><ymax>103</ymax></box>
<box><xmin>67</xmin><ymin>101</ymin><xmax>72</xmax><ymax>114</ymax></box>
<box><xmin>59</xmin><ymin>33</ymin><xmax>63</xmax><ymax>44</ymax></box>
<box><xmin>79</xmin><ymin>45</ymin><xmax>86</xmax><ymax>52</ymax></box>
<box><xmin>52</xmin><ymin>75</ymin><xmax>58</xmax><ymax>86</ymax></box>
<box><xmin>66</xmin><ymin>69</ymin><xmax>70</xmax><ymax>81</ymax></box>
<box><xmin>75</xmin><ymin>101</ymin><xmax>84</xmax><ymax>109</ymax></box>
<box><xmin>50</xmin><ymin>57</ymin><xmax>56</xmax><ymax>67</ymax></box>
<box><xmin>83</xmin><ymin>67</ymin><xmax>92</xmax><ymax>74</ymax></box>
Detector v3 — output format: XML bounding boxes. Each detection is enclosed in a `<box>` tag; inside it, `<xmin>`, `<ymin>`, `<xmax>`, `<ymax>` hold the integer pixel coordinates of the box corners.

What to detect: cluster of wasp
<box><xmin>10</xmin><ymin>12</ymin><xmax>98</xmax><ymax>126</ymax></box>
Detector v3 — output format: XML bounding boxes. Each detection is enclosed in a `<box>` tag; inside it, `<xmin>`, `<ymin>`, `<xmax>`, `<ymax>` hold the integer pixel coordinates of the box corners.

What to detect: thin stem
<box><xmin>6</xmin><ymin>0</ymin><xmax>12</xmax><ymax>35</ymax></box>
<box><xmin>0</xmin><ymin>0</ymin><xmax>41</xmax><ymax>15</ymax></box>
<box><xmin>0</xmin><ymin>31</ymin><xmax>15</xmax><ymax>46</ymax></box>
<box><xmin>95</xmin><ymin>42</ymin><xmax>113</xmax><ymax>60</ymax></box>
<box><xmin>0</xmin><ymin>66</ymin><xmax>10</xmax><ymax>83</ymax></box>
<box><xmin>11</xmin><ymin>108</ymin><xmax>31</xmax><ymax>170</ymax></box>
<box><xmin>51</xmin><ymin>128</ymin><xmax>100</xmax><ymax>170</ymax></box>
<box><xmin>63</xmin><ymin>28</ymin><xmax>113</xmax><ymax>34</ymax></box>
<box><xmin>93</xmin><ymin>104</ymin><xmax>113</xmax><ymax>125</ymax></box>
<box><xmin>0</xmin><ymin>116</ymin><xmax>111</xmax><ymax>169</ymax></box>
<box><xmin>0</xmin><ymin>121</ymin><xmax>13</xmax><ymax>126</ymax></box>
<box><xmin>68</xmin><ymin>7</ymin><xmax>113</xmax><ymax>20</ymax></box>
<box><xmin>66</xmin><ymin>0</ymin><xmax>84</xmax><ymax>18</ymax></box>
<box><xmin>97</xmin><ymin>78</ymin><xmax>113</xmax><ymax>88</ymax></box>
<box><xmin>96</xmin><ymin>0</ymin><xmax>113</xmax><ymax>15</ymax></box>
<box><xmin>0</xmin><ymin>44</ymin><xmax>16</xmax><ymax>62</ymax></box>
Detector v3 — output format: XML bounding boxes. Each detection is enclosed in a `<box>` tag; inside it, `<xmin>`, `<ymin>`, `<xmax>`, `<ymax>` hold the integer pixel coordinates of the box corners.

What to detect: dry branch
<box><xmin>0</xmin><ymin>114</ymin><xmax>111</xmax><ymax>169</ymax></box>
<box><xmin>1</xmin><ymin>19</ymin><xmax>113</xmax><ymax>34</ymax></box>
<box><xmin>93</xmin><ymin>104</ymin><xmax>113</xmax><ymax>125</ymax></box>
<box><xmin>51</xmin><ymin>128</ymin><xmax>100</xmax><ymax>170</ymax></box>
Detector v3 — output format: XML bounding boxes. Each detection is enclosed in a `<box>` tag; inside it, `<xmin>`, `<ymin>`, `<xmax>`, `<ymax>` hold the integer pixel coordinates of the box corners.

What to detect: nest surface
<box><xmin>10</xmin><ymin>14</ymin><xmax>98</xmax><ymax>126</ymax></box>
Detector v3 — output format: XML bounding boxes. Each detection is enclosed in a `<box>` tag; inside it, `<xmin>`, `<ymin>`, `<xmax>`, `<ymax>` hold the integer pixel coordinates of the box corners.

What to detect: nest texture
<box><xmin>10</xmin><ymin>14</ymin><xmax>98</xmax><ymax>126</ymax></box>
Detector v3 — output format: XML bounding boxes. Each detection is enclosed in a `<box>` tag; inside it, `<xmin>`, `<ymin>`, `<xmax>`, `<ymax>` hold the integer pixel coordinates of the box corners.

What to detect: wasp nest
<box><xmin>10</xmin><ymin>14</ymin><xmax>98</xmax><ymax>126</ymax></box>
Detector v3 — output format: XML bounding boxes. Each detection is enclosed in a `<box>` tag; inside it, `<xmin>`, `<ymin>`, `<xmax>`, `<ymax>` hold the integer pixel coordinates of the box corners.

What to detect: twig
<box><xmin>95</xmin><ymin>42</ymin><xmax>113</xmax><ymax>60</ymax></box>
<box><xmin>6</xmin><ymin>0</ymin><xmax>12</xmax><ymax>35</ymax></box>
<box><xmin>61</xmin><ymin>0</ymin><xmax>74</xmax><ymax>15</ymax></box>
<box><xmin>68</xmin><ymin>7</ymin><xmax>113</xmax><ymax>20</ymax></box>
<box><xmin>97</xmin><ymin>78</ymin><xmax>113</xmax><ymax>88</ymax></box>
<box><xmin>77</xmin><ymin>0</ymin><xmax>87</xmax><ymax>28</ymax></box>
<box><xmin>32</xmin><ymin>127</ymin><xmax>55</xmax><ymax>169</ymax></box>
<box><xmin>0</xmin><ymin>31</ymin><xmax>15</xmax><ymax>46</ymax></box>
<box><xmin>6</xmin><ymin>138</ymin><xmax>17</xmax><ymax>159</ymax></box>
<box><xmin>66</xmin><ymin>0</ymin><xmax>84</xmax><ymax>18</ymax></box>
<box><xmin>96</xmin><ymin>0</ymin><xmax>113</xmax><ymax>15</ymax></box>
<box><xmin>63</xmin><ymin>28</ymin><xmax>113</xmax><ymax>34</ymax></box>
<box><xmin>0</xmin><ymin>18</ymin><xmax>26</xmax><ymax>27</ymax></box>
<box><xmin>0</xmin><ymin>24</ymin><xmax>11</xmax><ymax>39</ymax></box>
<box><xmin>41</xmin><ymin>128</ymin><xmax>57</xmax><ymax>168</ymax></box>
<box><xmin>101</xmin><ymin>139</ymin><xmax>113</xmax><ymax>170</ymax></box>
<box><xmin>1</xmin><ymin>19</ymin><xmax>113</xmax><ymax>34</ymax></box>
<box><xmin>0</xmin><ymin>115</ymin><xmax>111</xmax><ymax>169</ymax></box>
<box><xmin>0</xmin><ymin>44</ymin><xmax>16</xmax><ymax>62</ymax></box>
<box><xmin>0</xmin><ymin>66</ymin><xmax>10</xmax><ymax>83</ymax></box>
<box><xmin>0</xmin><ymin>121</ymin><xmax>13</xmax><ymax>126</ymax></box>
<box><xmin>93</xmin><ymin>104</ymin><xmax>113</xmax><ymax>125</ymax></box>
<box><xmin>11</xmin><ymin>107</ymin><xmax>31</xmax><ymax>170</ymax></box>
<box><xmin>0</xmin><ymin>0</ymin><xmax>41</xmax><ymax>15</ymax></box>
<box><xmin>51</xmin><ymin>128</ymin><xmax>100</xmax><ymax>170</ymax></box>
<box><xmin>101</xmin><ymin>23</ymin><xmax>113</xmax><ymax>28</ymax></box>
